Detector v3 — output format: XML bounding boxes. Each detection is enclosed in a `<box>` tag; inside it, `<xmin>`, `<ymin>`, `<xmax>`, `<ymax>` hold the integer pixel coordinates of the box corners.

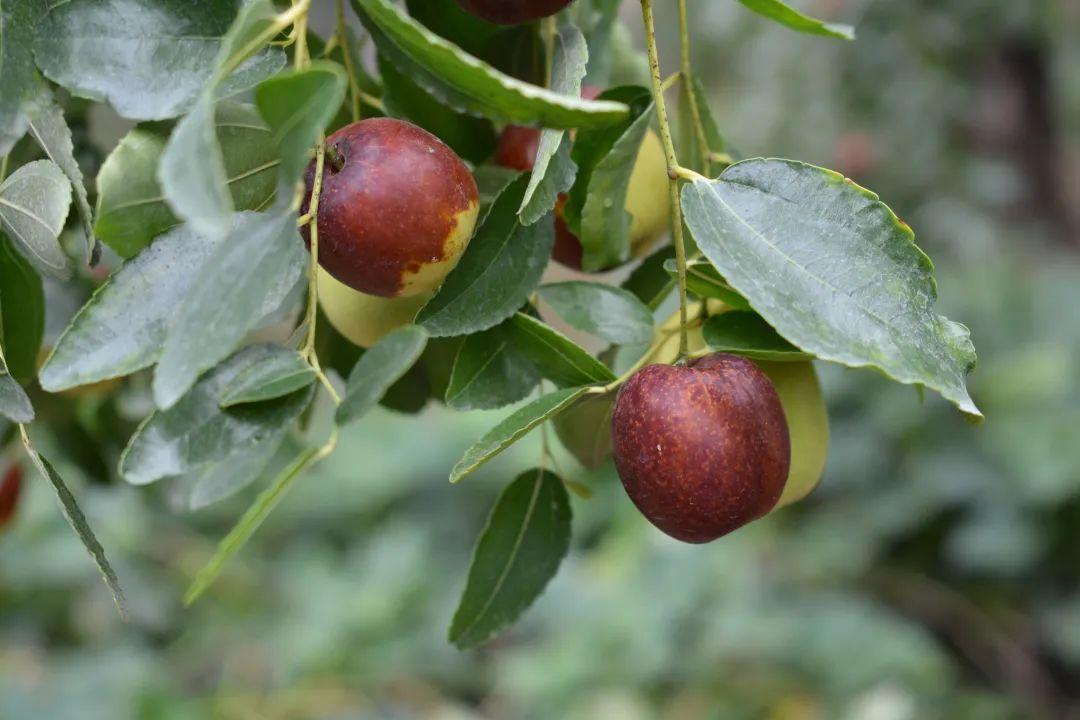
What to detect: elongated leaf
<box><xmin>351</xmin><ymin>0</ymin><xmax>628</xmax><ymax>129</ymax></box>
<box><xmin>255</xmin><ymin>62</ymin><xmax>347</xmax><ymax>188</ymax></box>
<box><xmin>679</xmin><ymin>74</ymin><xmax>726</xmax><ymax>176</ymax></box>
<box><xmin>180</xmin><ymin>430</ymin><xmax>286</xmax><ymax>510</ymax></box>
<box><xmin>0</xmin><ymin>0</ymin><xmax>45</xmax><ymax>154</ymax></box>
<box><xmin>417</xmin><ymin>176</ymin><xmax>554</xmax><ymax>337</ymax></box>
<box><xmin>154</xmin><ymin>210</ymin><xmax>305</xmax><ymax>408</ymax></box>
<box><xmin>507</xmin><ymin>313</ymin><xmax>616</xmax><ymax>387</ymax></box>
<box><xmin>33</xmin><ymin>0</ymin><xmax>284</xmax><ymax>120</ymax></box>
<box><xmin>451</xmin><ymin>386</ymin><xmax>590</xmax><ymax>483</ymax></box>
<box><xmin>220</xmin><ymin>348</ymin><xmax>314</xmax><ymax>407</ymax></box>
<box><xmin>26</xmin><ymin>89</ymin><xmax>96</xmax><ymax>260</ymax></box>
<box><xmin>474</xmin><ymin>166</ymin><xmax>520</xmax><ymax>214</ymax></box>
<box><xmin>0</xmin><ymin>160</ymin><xmax>72</xmax><ymax>279</ymax></box>
<box><xmin>159</xmin><ymin>94</ymin><xmax>232</xmax><ymax>237</ymax></box>
<box><xmin>539</xmin><ymin>281</ymin><xmax>654</xmax><ymax>345</ymax></box>
<box><xmin>445</xmin><ymin>322</ymin><xmax>540</xmax><ymax>411</ymax></box>
<box><xmin>664</xmin><ymin>258</ymin><xmax>750</xmax><ymax>310</ymax></box>
<box><xmin>95</xmin><ymin>104</ymin><xmax>279</xmax><ymax>258</ymax></box>
<box><xmin>734</xmin><ymin>0</ymin><xmax>855</xmax><ymax>40</ymax></box>
<box><xmin>0</xmin><ymin>371</ymin><xmax>33</xmax><ymax>423</ymax></box>
<box><xmin>0</xmin><ymin>234</ymin><xmax>44</xmax><ymax>383</ymax></box>
<box><xmin>518</xmin><ymin>22</ymin><xmax>587</xmax><ymax>224</ymax></box>
<box><xmin>449</xmin><ymin>469</ymin><xmax>571</xmax><ymax>649</ymax></box>
<box><xmin>122</xmin><ymin>345</ymin><xmax>314</xmax><ymax>485</ymax></box>
<box><xmin>681</xmin><ymin>159</ymin><xmax>980</xmax><ymax>417</ymax></box>
<box><xmin>40</xmin><ymin>223</ymin><xmax>221</xmax><ymax>392</ymax></box>
<box><xmin>336</xmin><ymin>325</ymin><xmax>429</xmax><ymax>426</ymax></box>
<box><xmin>702</xmin><ymin>311</ymin><xmax>812</xmax><ymax>361</ymax></box>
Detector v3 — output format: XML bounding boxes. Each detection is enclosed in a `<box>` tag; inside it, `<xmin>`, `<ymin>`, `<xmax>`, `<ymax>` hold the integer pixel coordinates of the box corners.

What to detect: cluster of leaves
<box><xmin>0</xmin><ymin>0</ymin><xmax>979</xmax><ymax>647</ymax></box>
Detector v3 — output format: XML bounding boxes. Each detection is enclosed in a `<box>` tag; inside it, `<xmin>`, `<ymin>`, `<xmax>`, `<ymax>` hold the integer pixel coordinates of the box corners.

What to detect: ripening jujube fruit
<box><xmin>0</xmin><ymin>465</ymin><xmax>24</xmax><ymax>531</ymax></box>
<box><xmin>611</xmin><ymin>354</ymin><xmax>791</xmax><ymax>543</ymax></box>
<box><xmin>302</xmin><ymin>118</ymin><xmax>480</xmax><ymax>298</ymax></box>
<box><xmin>454</xmin><ymin>0</ymin><xmax>575</xmax><ymax>25</ymax></box>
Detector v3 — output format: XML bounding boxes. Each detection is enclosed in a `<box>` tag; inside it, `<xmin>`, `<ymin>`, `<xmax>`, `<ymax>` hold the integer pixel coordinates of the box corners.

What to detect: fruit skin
<box><xmin>302</xmin><ymin>118</ymin><xmax>479</xmax><ymax>298</ymax></box>
<box><xmin>611</xmin><ymin>354</ymin><xmax>791</xmax><ymax>543</ymax></box>
<box><xmin>454</xmin><ymin>0</ymin><xmax>574</xmax><ymax>25</ymax></box>
<box><xmin>0</xmin><ymin>465</ymin><xmax>23</xmax><ymax>530</ymax></box>
<box><xmin>318</xmin><ymin>267</ymin><xmax>430</xmax><ymax>348</ymax></box>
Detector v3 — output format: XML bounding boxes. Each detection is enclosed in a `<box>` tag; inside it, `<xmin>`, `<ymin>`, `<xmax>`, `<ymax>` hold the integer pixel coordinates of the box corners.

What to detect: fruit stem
<box><xmin>335</xmin><ymin>0</ymin><xmax>362</xmax><ymax>121</ymax></box>
<box><xmin>640</xmin><ymin>0</ymin><xmax>692</xmax><ymax>362</ymax></box>
<box><xmin>543</xmin><ymin>16</ymin><xmax>557</xmax><ymax>88</ymax></box>
<box><xmin>292</xmin><ymin>2</ymin><xmax>308</xmax><ymax>70</ymax></box>
<box><xmin>678</xmin><ymin>0</ymin><xmax>713</xmax><ymax>176</ymax></box>
<box><xmin>217</xmin><ymin>0</ymin><xmax>311</xmax><ymax>81</ymax></box>
<box><xmin>301</xmin><ymin>139</ymin><xmax>328</xmax><ymax>361</ymax></box>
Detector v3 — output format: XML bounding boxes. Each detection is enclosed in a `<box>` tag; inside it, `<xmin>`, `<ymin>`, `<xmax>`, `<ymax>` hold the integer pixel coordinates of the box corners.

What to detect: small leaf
<box><xmin>507</xmin><ymin>313</ymin><xmax>616</xmax><ymax>387</ymax></box>
<box><xmin>255</xmin><ymin>62</ymin><xmax>347</xmax><ymax>188</ymax></box>
<box><xmin>417</xmin><ymin>176</ymin><xmax>554</xmax><ymax>337</ymax></box>
<box><xmin>219</xmin><ymin>348</ymin><xmax>315</xmax><ymax>407</ymax></box>
<box><xmin>158</xmin><ymin>94</ymin><xmax>233</xmax><ymax>237</ymax></box>
<box><xmin>449</xmin><ymin>469</ymin><xmax>571</xmax><ymax>649</ymax></box>
<box><xmin>539</xmin><ymin>281</ymin><xmax>654</xmax><ymax>345</ymax></box>
<box><xmin>664</xmin><ymin>258</ymin><xmax>751</xmax><ymax>310</ymax></box>
<box><xmin>153</xmin><ymin>210</ymin><xmax>305</xmax><ymax>409</ymax></box>
<box><xmin>0</xmin><ymin>234</ymin><xmax>44</xmax><ymax>383</ymax></box>
<box><xmin>351</xmin><ymin>0</ymin><xmax>629</xmax><ymax>129</ymax></box>
<box><xmin>734</xmin><ymin>0</ymin><xmax>855</xmax><ymax>40</ymax></box>
<box><xmin>336</xmin><ymin>325</ymin><xmax>429</xmax><ymax>426</ymax></box>
<box><xmin>702</xmin><ymin>311</ymin><xmax>812</xmax><ymax>361</ymax></box>
<box><xmin>0</xmin><ymin>160</ymin><xmax>72</xmax><ymax>279</ymax></box>
<box><xmin>180</xmin><ymin>430</ymin><xmax>286</xmax><ymax>510</ymax></box>
<box><xmin>121</xmin><ymin>345</ymin><xmax>315</xmax><ymax>485</ymax></box>
<box><xmin>0</xmin><ymin>371</ymin><xmax>34</xmax><ymax>424</ymax></box>
<box><xmin>445</xmin><ymin>321</ymin><xmax>540</xmax><ymax>411</ymax></box>
<box><xmin>451</xmin><ymin>386</ymin><xmax>590</xmax><ymax>483</ymax></box>
<box><xmin>681</xmin><ymin>159</ymin><xmax>980</xmax><ymax>417</ymax></box>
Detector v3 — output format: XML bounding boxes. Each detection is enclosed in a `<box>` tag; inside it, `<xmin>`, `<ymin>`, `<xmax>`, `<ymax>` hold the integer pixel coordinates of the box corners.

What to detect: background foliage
<box><xmin>2</xmin><ymin>0</ymin><xmax>1079</xmax><ymax>718</ymax></box>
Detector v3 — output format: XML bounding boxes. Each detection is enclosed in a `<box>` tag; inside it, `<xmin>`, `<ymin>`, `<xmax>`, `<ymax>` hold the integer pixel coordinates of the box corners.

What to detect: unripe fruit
<box><xmin>0</xmin><ymin>465</ymin><xmax>23</xmax><ymax>530</ymax></box>
<box><xmin>454</xmin><ymin>0</ymin><xmax>574</xmax><ymax>25</ymax></box>
<box><xmin>302</xmin><ymin>118</ymin><xmax>479</xmax><ymax>298</ymax></box>
<box><xmin>611</xmin><ymin>354</ymin><xmax>791</xmax><ymax>543</ymax></box>
<box><xmin>318</xmin><ymin>267</ymin><xmax>431</xmax><ymax>349</ymax></box>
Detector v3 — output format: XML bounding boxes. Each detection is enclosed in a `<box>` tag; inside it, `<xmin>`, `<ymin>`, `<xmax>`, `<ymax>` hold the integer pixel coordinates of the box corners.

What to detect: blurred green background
<box><xmin>3</xmin><ymin>1</ymin><xmax>1080</xmax><ymax>718</ymax></box>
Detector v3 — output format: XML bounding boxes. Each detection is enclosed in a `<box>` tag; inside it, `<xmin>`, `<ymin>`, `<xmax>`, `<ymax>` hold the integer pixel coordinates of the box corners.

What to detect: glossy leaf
<box><xmin>33</xmin><ymin>0</ymin><xmax>285</xmax><ymax>120</ymax></box>
<box><xmin>449</xmin><ymin>469</ymin><xmax>571</xmax><ymax>649</ymax></box>
<box><xmin>0</xmin><ymin>370</ymin><xmax>33</xmax><ymax>424</ymax></box>
<box><xmin>95</xmin><ymin>104</ymin><xmax>279</xmax><ymax>258</ymax></box>
<box><xmin>121</xmin><ymin>345</ymin><xmax>315</xmax><ymax>485</ymax></box>
<box><xmin>336</xmin><ymin>325</ymin><xmax>429</xmax><ymax>426</ymax></box>
<box><xmin>450</xmin><ymin>386</ymin><xmax>591</xmax><ymax>483</ymax></box>
<box><xmin>445</xmin><ymin>322</ymin><xmax>540</xmax><ymax>411</ymax></box>
<box><xmin>0</xmin><ymin>160</ymin><xmax>72</xmax><ymax>279</ymax></box>
<box><xmin>0</xmin><ymin>234</ymin><xmax>44</xmax><ymax>383</ymax></box>
<box><xmin>681</xmin><ymin>159</ymin><xmax>980</xmax><ymax>417</ymax></box>
<box><xmin>0</xmin><ymin>0</ymin><xmax>45</xmax><ymax>154</ymax></box>
<box><xmin>220</xmin><ymin>348</ymin><xmax>315</xmax><ymax>407</ymax></box>
<box><xmin>539</xmin><ymin>281</ymin><xmax>654</xmax><ymax>345</ymax></box>
<box><xmin>153</xmin><ymin>211</ymin><xmax>305</xmax><ymax>409</ymax></box>
<box><xmin>665</xmin><ymin>258</ymin><xmax>751</xmax><ymax>310</ymax></box>
<box><xmin>734</xmin><ymin>0</ymin><xmax>855</xmax><ymax>40</ymax></box>
<box><xmin>507</xmin><ymin>313</ymin><xmax>616</xmax><ymax>387</ymax></box>
<box><xmin>417</xmin><ymin>176</ymin><xmax>554</xmax><ymax>337</ymax></box>
<box><xmin>702</xmin><ymin>311</ymin><xmax>813</xmax><ymax>361</ymax></box>
<box><xmin>350</xmin><ymin>0</ymin><xmax>629</xmax><ymax>129</ymax></box>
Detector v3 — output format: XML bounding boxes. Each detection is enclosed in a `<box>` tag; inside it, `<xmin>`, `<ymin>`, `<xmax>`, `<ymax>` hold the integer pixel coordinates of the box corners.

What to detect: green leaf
<box><xmin>350</xmin><ymin>0</ymin><xmax>629</xmax><ymax>129</ymax></box>
<box><xmin>153</xmin><ymin>210</ymin><xmax>305</xmax><ymax>409</ymax></box>
<box><xmin>255</xmin><ymin>62</ymin><xmax>347</xmax><ymax>188</ymax></box>
<box><xmin>664</xmin><ymin>258</ymin><xmax>751</xmax><ymax>310</ymax></box>
<box><xmin>40</xmin><ymin>222</ymin><xmax>222</xmax><ymax>392</ymax></box>
<box><xmin>0</xmin><ymin>0</ymin><xmax>45</xmax><ymax>154</ymax></box>
<box><xmin>0</xmin><ymin>370</ymin><xmax>33</xmax><ymax>423</ymax></box>
<box><xmin>26</xmin><ymin>89</ymin><xmax>96</xmax><ymax>260</ymax></box>
<box><xmin>449</xmin><ymin>469</ymin><xmax>571</xmax><ymax>649</ymax></box>
<box><xmin>417</xmin><ymin>176</ymin><xmax>554</xmax><ymax>337</ymax></box>
<box><xmin>538</xmin><ymin>281</ymin><xmax>654</xmax><ymax>345</ymax></box>
<box><xmin>95</xmin><ymin>104</ymin><xmax>280</xmax><ymax>258</ymax></box>
<box><xmin>26</xmin><ymin>451</ymin><xmax>126</xmax><ymax>617</ymax></box>
<box><xmin>474</xmin><ymin>166</ymin><xmax>520</xmax><ymax>214</ymax></box>
<box><xmin>450</xmin><ymin>386</ymin><xmax>590</xmax><ymax>483</ymax></box>
<box><xmin>622</xmin><ymin>244</ymin><xmax>675</xmax><ymax>310</ymax></box>
<box><xmin>336</xmin><ymin>325</ymin><xmax>429</xmax><ymax>426</ymax></box>
<box><xmin>680</xmin><ymin>159</ymin><xmax>980</xmax><ymax>417</ymax></box>
<box><xmin>507</xmin><ymin>313</ymin><xmax>616</xmax><ymax>387</ymax></box>
<box><xmin>0</xmin><ymin>160</ymin><xmax>72</xmax><ymax>279</ymax></box>
<box><xmin>179</xmin><ymin>430</ymin><xmax>287</xmax><ymax>510</ymax></box>
<box><xmin>121</xmin><ymin>345</ymin><xmax>315</xmax><ymax>485</ymax></box>
<box><xmin>518</xmin><ymin>22</ymin><xmax>587</xmax><ymax>224</ymax></box>
<box><xmin>702</xmin><ymin>311</ymin><xmax>812</xmax><ymax>361</ymax></box>
<box><xmin>0</xmin><ymin>234</ymin><xmax>44</xmax><ymax>383</ymax></box>
<box><xmin>33</xmin><ymin>0</ymin><xmax>285</xmax><ymax>120</ymax></box>
<box><xmin>734</xmin><ymin>0</ymin><xmax>855</xmax><ymax>40</ymax></box>
<box><xmin>445</xmin><ymin>321</ymin><xmax>540</xmax><ymax>411</ymax></box>
<box><xmin>404</xmin><ymin>0</ymin><xmax>500</xmax><ymax>58</ymax></box>
<box><xmin>678</xmin><ymin>74</ymin><xmax>726</xmax><ymax>176</ymax></box>
<box><xmin>159</xmin><ymin>94</ymin><xmax>233</xmax><ymax>237</ymax></box>
<box><xmin>219</xmin><ymin>348</ymin><xmax>315</xmax><ymax>407</ymax></box>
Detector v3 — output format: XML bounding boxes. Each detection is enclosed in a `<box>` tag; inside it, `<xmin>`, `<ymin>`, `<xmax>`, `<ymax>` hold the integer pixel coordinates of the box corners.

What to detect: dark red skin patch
<box><xmin>0</xmin><ymin>465</ymin><xmax>23</xmax><ymax>530</ymax></box>
<box><xmin>610</xmin><ymin>354</ymin><xmax>791</xmax><ymax>543</ymax></box>
<box><xmin>302</xmin><ymin>118</ymin><xmax>479</xmax><ymax>297</ymax></box>
<box><xmin>454</xmin><ymin>0</ymin><xmax>573</xmax><ymax>24</ymax></box>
